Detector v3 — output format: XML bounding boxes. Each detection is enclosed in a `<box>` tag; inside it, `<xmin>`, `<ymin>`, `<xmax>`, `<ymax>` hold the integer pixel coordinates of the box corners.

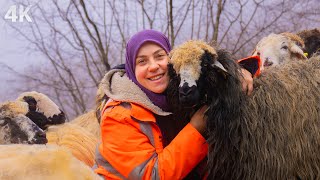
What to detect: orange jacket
<box><xmin>93</xmin><ymin>100</ymin><xmax>208</xmax><ymax>180</ymax></box>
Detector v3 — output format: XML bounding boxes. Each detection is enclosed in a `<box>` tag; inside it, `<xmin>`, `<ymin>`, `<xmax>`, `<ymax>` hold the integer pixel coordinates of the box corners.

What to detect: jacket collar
<box><xmin>99</xmin><ymin>69</ymin><xmax>171</xmax><ymax>116</ymax></box>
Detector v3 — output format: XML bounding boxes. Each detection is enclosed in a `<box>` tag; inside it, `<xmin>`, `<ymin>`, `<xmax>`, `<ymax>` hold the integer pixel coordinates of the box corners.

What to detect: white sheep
<box><xmin>252</xmin><ymin>32</ymin><xmax>307</xmax><ymax>72</ymax></box>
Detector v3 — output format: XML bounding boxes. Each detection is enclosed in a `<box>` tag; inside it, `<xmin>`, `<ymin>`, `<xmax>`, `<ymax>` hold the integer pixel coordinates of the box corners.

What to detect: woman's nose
<box><xmin>148</xmin><ymin>60</ymin><xmax>160</xmax><ymax>71</ymax></box>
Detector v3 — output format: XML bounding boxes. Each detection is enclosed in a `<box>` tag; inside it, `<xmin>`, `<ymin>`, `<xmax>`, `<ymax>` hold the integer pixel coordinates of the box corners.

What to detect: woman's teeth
<box><xmin>149</xmin><ymin>74</ymin><xmax>163</xmax><ymax>80</ymax></box>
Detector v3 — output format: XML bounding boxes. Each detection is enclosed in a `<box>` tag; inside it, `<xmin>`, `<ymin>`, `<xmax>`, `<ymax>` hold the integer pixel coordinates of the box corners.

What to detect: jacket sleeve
<box><xmin>99</xmin><ymin>105</ymin><xmax>208</xmax><ymax>180</ymax></box>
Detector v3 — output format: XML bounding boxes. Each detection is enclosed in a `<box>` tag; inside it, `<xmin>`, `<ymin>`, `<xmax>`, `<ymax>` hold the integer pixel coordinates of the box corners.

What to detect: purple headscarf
<box><xmin>125</xmin><ymin>29</ymin><xmax>171</xmax><ymax>112</ymax></box>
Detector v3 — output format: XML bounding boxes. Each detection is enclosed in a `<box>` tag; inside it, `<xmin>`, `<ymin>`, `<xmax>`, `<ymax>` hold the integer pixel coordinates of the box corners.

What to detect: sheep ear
<box><xmin>290</xmin><ymin>44</ymin><xmax>308</xmax><ymax>60</ymax></box>
<box><xmin>212</xmin><ymin>60</ymin><xmax>228</xmax><ymax>73</ymax></box>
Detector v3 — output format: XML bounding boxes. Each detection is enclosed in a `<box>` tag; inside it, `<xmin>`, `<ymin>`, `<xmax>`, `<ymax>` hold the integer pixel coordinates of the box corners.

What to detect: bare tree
<box><xmin>2</xmin><ymin>0</ymin><xmax>319</xmax><ymax>118</ymax></box>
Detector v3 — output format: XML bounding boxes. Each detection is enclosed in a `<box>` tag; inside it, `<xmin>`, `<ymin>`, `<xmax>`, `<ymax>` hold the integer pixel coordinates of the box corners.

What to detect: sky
<box><xmin>0</xmin><ymin>0</ymin><xmax>42</xmax><ymax>101</ymax></box>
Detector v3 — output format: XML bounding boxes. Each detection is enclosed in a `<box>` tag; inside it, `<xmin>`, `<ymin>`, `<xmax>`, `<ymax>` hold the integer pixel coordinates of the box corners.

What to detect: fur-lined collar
<box><xmin>99</xmin><ymin>69</ymin><xmax>171</xmax><ymax>116</ymax></box>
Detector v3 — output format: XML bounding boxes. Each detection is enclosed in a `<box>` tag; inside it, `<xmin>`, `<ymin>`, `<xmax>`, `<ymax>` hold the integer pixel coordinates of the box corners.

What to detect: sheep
<box><xmin>252</xmin><ymin>32</ymin><xmax>307</xmax><ymax>73</ymax></box>
<box><xmin>297</xmin><ymin>28</ymin><xmax>320</xmax><ymax>58</ymax></box>
<box><xmin>167</xmin><ymin>40</ymin><xmax>320</xmax><ymax>179</ymax></box>
<box><xmin>15</xmin><ymin>91</ymin><xmax>100</xmax><ymax>166</ymax></box>
<box><xmin>0</xmin><ymin>99</ymin><xmax>98</xmax><ymax>167</ymax></box>
<box><xmin>0</xmin><ymin>101</ymin><xmax>47</xmax><ymax>144</ymax></box>
<box><xmin>16</xmin><ymin>91</ymin><xmax>66</xmax><ymax>130</ymax></box>
<box><xmin>46</xmin><ymin>122</ymin><xmax>98</xmax><ymax>167</ymax></box>
<box><xmin>0</xmin><ymin>144</ymin><xmax>102</xmax><ymax>180</ymax></box>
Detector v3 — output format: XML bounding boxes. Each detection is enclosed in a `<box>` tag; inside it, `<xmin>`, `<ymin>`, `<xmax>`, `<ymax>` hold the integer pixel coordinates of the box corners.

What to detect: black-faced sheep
<box><xmin>297</xmin><ymin>28</ymin><xmax>320</xmax><ymax>58</ymax></box>
<box><xmin>0</xmin><ymin>144</ymin><xmax>102</xmax><ymax>180</ymax></box>
<box><xmin>167</xmin><ymin>40</ymin><xmax>320</xmax><ymax>179</ymax></box>
<box><xmin>252</xmin><ymin>32</ymin><xmax>307</xmax><ymax>73</ymax></box>
<box><xmin>0</xmin><ymin>101</ymin><xmax>47</xmax><ymax>144</ymax></box>
<box><xmin>15</xmin><ymin>91</ymin><xmax>98</xmax><ymax>166</ymax></box>
<box><xmin>16</xmin><ymin>91</ymin><xmax>66</xmax><ymax>130</ymax></box>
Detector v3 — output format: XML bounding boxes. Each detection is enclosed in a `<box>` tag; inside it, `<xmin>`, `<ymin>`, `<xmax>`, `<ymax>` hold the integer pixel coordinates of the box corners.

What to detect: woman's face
<box><xmin>135</xmin><ymin>42</ymin><xmax>169</xmax><ymax>94</ymax></box>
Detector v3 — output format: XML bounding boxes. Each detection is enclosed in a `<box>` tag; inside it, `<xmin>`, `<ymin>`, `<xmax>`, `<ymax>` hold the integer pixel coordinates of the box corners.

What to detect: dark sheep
<box><xmin>297</xmin><ymin>28</ymin><xmax>320</xmax><ymax>58</ymax></box>
<box><xmin>167</xmin><ymin>40</ymin><xmax>320</xmax><ymax>179</ymax></box>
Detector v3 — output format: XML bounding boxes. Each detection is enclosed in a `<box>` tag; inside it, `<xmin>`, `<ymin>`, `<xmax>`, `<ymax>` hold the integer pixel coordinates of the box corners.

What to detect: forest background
<box><xmin>0</xmin><ymin>0</ymin><xmax>319</xmax><ymax>119</ymax></box>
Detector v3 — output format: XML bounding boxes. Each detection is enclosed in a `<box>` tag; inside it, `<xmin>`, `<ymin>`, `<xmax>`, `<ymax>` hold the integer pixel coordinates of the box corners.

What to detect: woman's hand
<box><xmin>240</xmin><ymin>68</ymin><xmax>254</xmax><ymax>96</ymax></box>
<box><xmin>190</xmin><ymin>105</ymin><xmax>208</xmax><ymax>136</ymax></box>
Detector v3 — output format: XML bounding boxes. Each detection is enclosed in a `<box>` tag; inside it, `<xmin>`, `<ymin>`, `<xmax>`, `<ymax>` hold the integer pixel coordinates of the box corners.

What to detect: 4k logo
<box><xmin>4</xmin><ymin>5</ymin><xmax>33</xmax><ymax>22</ymax></box>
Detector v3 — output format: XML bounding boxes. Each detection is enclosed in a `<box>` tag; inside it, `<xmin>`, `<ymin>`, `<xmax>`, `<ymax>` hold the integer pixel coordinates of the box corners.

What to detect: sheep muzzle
<box><xmin>178</xmin><ymin>83</ymin><xmax>200</xmax><ymax>107</ymax></box>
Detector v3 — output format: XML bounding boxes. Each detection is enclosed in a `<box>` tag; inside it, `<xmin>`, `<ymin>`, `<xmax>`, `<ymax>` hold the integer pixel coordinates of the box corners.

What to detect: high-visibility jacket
<box><xmin>93</xmin><ymin>68</ymin><xmax>208</xmax><ymax>180</ymax></box>
<box><xmin>93</xmin><ymin>100</ymin><xmax>208</xmax><ymax>180</ymax></box>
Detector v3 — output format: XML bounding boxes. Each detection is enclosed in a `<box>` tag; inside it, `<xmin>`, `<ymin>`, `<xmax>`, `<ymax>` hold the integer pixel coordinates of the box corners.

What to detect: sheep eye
<box><xmin>281</xmin><ymin>45</ymin><xmax>288</xmax><ymax>50</ymax></box>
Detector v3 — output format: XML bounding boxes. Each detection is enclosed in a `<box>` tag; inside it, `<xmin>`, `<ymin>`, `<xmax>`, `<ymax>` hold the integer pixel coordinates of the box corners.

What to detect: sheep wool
<box><xmin>0</xmin><ymin>144</ymin><xmax>102</xmax><ymax>180</ymax></box>
<box><xmin>280</xmin><ymin>32</ymin><xmax>305</xmax><ymax>48</ymax></box>
<box><xmin>0</xmin><ymin>101</ymin><xmax>28</xmax><ymax>117</ymax></box>
<box><xmin>70</xmin><ymin>110</ymin><xmax>100</xmax><ymax>138</ymax></box>
<box><xmin>46</xmin><ymin>123</ymin><xmax>98</xmax><ymax>167</ymax></box>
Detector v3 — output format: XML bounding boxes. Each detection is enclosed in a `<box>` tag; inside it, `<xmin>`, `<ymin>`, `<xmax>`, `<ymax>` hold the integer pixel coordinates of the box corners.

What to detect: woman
<box><xmin>93</xmin><ymin>29</ymin><xmax>253</xmax><ymax>179</ymax></box>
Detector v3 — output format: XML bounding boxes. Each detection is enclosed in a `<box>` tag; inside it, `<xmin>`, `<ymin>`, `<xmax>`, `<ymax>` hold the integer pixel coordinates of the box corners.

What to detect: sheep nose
<box><xmin>264</xmin><ymin>59</ymin><xmax>273</xmax><ymax>67</ymax></box>
<box><xmin>35</xmin><ymin>131</ymin><xmax>46</xmax><ymax>139</ymax></box>
<box><xmin>179</xmin><ymin>85</ymin><xmax>194</xmax><ymax>96</ymax></box>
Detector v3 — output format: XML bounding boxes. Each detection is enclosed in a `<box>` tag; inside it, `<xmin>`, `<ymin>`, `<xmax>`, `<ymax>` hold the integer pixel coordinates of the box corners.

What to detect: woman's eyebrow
<box><xmin>136</xmin><ymin>55</ymin><xmax>147</xmax><ymax>58</ymax></box>
<box><xmin>153</xmin><ymin>49</ymin><xmax>165</xmax><ymax>55</ymax></box>
<box><xmin>136</xmin><ymin>48</ymin><xmax>166</xmax><ymax>59</ymax></box>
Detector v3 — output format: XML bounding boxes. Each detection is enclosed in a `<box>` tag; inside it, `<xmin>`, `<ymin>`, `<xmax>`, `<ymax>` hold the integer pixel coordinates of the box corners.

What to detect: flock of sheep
<box><xmin>0</xmin><ymin>28</ymin><xmax>319</xmax><ymax>179</ymax></box>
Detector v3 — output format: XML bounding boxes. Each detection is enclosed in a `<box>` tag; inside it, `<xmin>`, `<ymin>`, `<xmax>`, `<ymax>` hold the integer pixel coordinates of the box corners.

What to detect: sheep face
<box><xmin>17</xmin><ymin>92</ymin><xmax>66</xmax><ymax>130</ymax></box>
<box><xmin>253</xmin><ymin>33</ymin><xmax>307</xmax><ymax>72</ymax></box>
<box><xmin>168</xmin><ymin>40</ymin><xmax>230</xmax><ymax>108</ymax></box>
<box><xmin>0</xmin><ymin>114</ymin><xmax>47</xmax><ymax>144</ymax></box>
<box><xmin>177</xmin><ymin>62</ymin><xmax>202</xmax><ymax>107</ymax></box>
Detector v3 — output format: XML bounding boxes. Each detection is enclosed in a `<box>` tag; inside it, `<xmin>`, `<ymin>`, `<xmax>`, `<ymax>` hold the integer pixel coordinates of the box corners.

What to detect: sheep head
<box><xmin>168</xmin><ymin>40</ymin><xmax>237</xmax><ymax>108</ymax></box>
<box><xmin>253</xmin><ymin>33</ymin><xmax>307</xmax><ymax>72</ymax></box>
<box><xmin>17</xmin><ymin>91</ymin><xmax>66</xmax><ymax>130</ymax></box>
<box><xmin>297</xmin><ymin>28</ymin><xmax>320</xmax><ymax>58</ymax></box>
<box><xmin>0</xmin><ymin>101</ymin><xmax>47</xmax><ymax>144</ymax></box>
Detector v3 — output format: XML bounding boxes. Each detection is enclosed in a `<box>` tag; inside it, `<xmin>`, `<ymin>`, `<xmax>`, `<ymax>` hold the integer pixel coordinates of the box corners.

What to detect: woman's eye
<box><xmin>281</xmin><ymin>45</ymin><xmax>288</xmax><ymax>50</ymax></box>
<box><xmin>137</xmin><ymin>59</ymin><xmax>146</xmax><ymax>64</ymax></box>
<box><xmin>156</xmin><ymin>54</ymin><xmax>166</xmax><ymax>59</ymax></box>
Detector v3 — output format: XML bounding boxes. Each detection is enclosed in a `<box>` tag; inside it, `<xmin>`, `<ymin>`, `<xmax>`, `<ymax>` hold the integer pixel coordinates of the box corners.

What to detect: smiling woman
<box><xmin>93</xmin><ymin>29</ymin><xmax>209</xmax><ymax>180</ymax></box>
<box><xmin>135</xmin><ymin>42</ymin><xmax>170</xmax><ymax>94</ymax></box>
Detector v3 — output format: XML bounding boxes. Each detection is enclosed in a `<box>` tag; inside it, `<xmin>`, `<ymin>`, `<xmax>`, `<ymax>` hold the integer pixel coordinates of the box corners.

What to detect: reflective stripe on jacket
<box><xmin>93</xmin><ymin>100</ymin><xmax>208</xmax><ymax>180</ymax></box>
